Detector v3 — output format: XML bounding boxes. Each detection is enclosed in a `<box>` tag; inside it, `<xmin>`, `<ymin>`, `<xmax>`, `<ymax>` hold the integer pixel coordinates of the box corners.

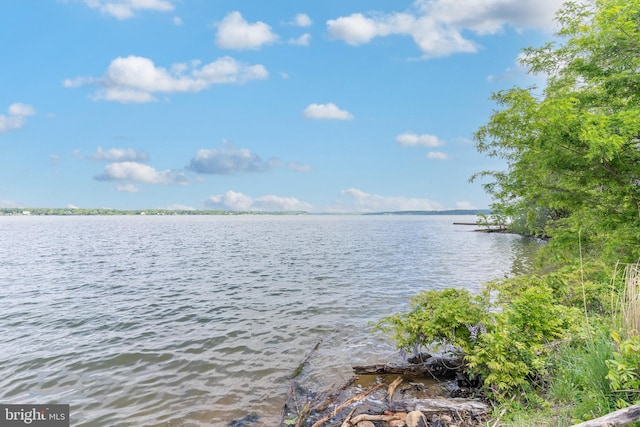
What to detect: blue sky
<box><xmin>0</xmin><ymin>0</ymin><xmax>559</xmax><ymax>212</ymax></box>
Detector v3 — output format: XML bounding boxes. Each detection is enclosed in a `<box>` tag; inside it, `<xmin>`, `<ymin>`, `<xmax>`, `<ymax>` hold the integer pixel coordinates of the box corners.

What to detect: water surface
<box><xmin>0</xmin><ymin>215</ymin><xmax>537</xmax><ymax>426</ymax></box>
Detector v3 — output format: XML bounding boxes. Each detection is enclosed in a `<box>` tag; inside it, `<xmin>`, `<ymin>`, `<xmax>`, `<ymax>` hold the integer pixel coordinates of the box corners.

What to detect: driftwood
<box><xmin>570</xmin><ymin>404</ymin><xmax>640</xmax><ymax>427</ymax></box>
<box><xmin>352</xmin><ymin>357</ymin><xmax>464</xmax><ymax>379</ymax></box>
<box><xmin>390</xmin><ymin>398</ymin><xmax>489</xmax><ymax>417</ymax></box>
<box><xmin>350</xmin><ymin>413</ymin><xmax>403</xmax><ymax>424</ymax></box>
<box><xmin>310</xmin><ymin>383</ymin><xmax>386</xmax><ymax>427</ymax></box>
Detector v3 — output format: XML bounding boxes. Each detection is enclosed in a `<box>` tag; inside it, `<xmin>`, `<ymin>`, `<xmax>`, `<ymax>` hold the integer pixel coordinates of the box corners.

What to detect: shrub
<box><xmin>374</xmin><ymin>288</ymin><xmax>489</xmax><ymax>356</ymax></box>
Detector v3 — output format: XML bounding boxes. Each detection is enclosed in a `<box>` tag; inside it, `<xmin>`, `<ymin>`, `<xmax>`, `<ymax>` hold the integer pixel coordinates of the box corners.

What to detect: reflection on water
<box><xmin>0</xmin><ymin>215</ymin><xmax>538</xmax><ymax>426</ymax></box>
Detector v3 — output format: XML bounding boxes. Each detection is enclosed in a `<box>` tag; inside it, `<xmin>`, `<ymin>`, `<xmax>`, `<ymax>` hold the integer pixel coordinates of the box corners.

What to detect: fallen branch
<box><xmin>339</xmin><ymin>407</ymin><xmax>358</xmax><ymax>427</ymax></box>
<box><xmin>279</xmin><ymin>341</ymin><xmax>322</xmax><ymax>427</ymax></box>
<box><xmin>387</xmin><ymin>377</ymin><xmax>404</xmax><ymax>402</ymax></box>
<box><xmin>353</xmin><ymin>357</ymin><xmax>463</xmax><ymax>380</ymax></box>
<box><xmin>390</xmin><ymin>398</ymin><xmax>489</xmax><ymax>417</ymax></box>
<box><xmin>350</xmin><ymin>413</ymin><xmax>403</xmax><ymax>424</ymax></box>
<box><xmin>292</xmin><ymin>341</ymin><xmax>321</xmax><ymax>379</ymax></box>
<box><xmin>569</xmin><ymin>405</ymin><xmax>640</xmax><ymax>427</ymax></box>
<box><xmin>310</xmin><ymin>383</ymin><xmax>386</xmax><ymax>427</ymax></box>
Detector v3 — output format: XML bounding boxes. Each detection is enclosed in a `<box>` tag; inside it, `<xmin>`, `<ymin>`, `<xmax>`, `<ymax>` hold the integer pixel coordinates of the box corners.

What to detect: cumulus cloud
<box><xmin>327</xmin><ymin>0</ymin><xmax>566</xmax><ymax>58</ymax></box>
<box><xmin>303</xmin><ymin>103</ymin><xmax>353</xmax><ymax>120</ymax></box>
<box><xmin>215</xmin><ymin>11</ymin><xmax>278</xmax><ymax>50</ymax></box>
<box><xmin>115</xmin><ymin>183</ymin><xmax>140</xmax><ymax>193</ymax></box>
<box><xmin>340</xmin><ymin>188</ymin><xmax>443</xmax><ymax>212</ymax></box>
<box><xmin>292</xmin><ymin>13</ymin><xmax>312</xmax><ymax>27</ymax></box>
<box><xmin>8</xmin><ymin>103</ymin><xmax>36</xmax><ymax>116</ymax></box>
<box><xmin>172</xmin><ymin>16</ymin><xmax>183</xmax><ymax>25</ymax></box>
<box><xmin>205</xmin><ymin>190</ymin><xmax>312</xmax><ymax>211</ymax></box>
<box><xmin>95</xmin><ymin>161</ymin><xmax>189</xmax><ymax>185</ymax></box>
<box><xmin>289</xmin><ymin>33</ymin><xmax>311</xmax><ymax>46</ymax></box>
<box><xmin>188</xmin><ymin>141</ymin><xmax>280</xmax><ymax>175</ymax></box>
<box><xmin>396</xmin><ymin>132</ymin><xmax>443</xmax><ymax>147</ymax></box>
<box><xmin>90</xmin><ymin>147</ymin><xmax>150</xmax><ymax>162</ymax></box>
<box><xmin>426</xmin><ymin>151</ymin><xmax>450</xmax><ymax>160</ymax></box>
<box><xmin>0</xmin><ymin>103</ymin><xmax>35</xmax><ymax>134</ymax></box>
<box><xmin>82</xmin><ymin>0</ymin><xmax>175</xmax><ymax>20</ymax></box>
<box><xmin>64</xmin><ymin>55</ymin><xmax>268</xmax><ymax>103</ymax></box>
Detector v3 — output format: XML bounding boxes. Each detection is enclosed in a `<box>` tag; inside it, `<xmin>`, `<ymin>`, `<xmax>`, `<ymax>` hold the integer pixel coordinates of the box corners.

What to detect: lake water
<box><xmin>0</xmin><ymin>215</ymin><xmax>538</xmax><ymax>426</ymax></box>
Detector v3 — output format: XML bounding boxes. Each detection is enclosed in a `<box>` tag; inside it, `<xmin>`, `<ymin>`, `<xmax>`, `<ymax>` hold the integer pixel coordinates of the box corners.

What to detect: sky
<box><xmin>0</xmin><ymin>0</ymin><xmax>561</xmax><ymax>212</ymax></box>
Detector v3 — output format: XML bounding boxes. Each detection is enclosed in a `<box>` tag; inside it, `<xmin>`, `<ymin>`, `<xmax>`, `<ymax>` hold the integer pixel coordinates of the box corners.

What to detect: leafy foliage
<box><xmin>472</xmin><ymin>0</ymin><xmax>640</xmax><ymax>265</ymax></box>
<box><xmin>606</xmin><ymin>332</ymin><xmax>640</xmax><ymax>407</ymax></box>
<box><xmin>375</xmin><ymin>288</ymin><xmax>489</xmax><ymax>355</ymax></box>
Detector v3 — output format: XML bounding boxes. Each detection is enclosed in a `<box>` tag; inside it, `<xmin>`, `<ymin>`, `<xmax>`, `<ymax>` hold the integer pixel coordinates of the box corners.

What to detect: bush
<box><xmin>374</xmin><ymin>288</ymin><xmax>489</xmax><ymax>356</ymax></box>
<box><xmin>377</xmin><ymin>279</ymin><xmax>581</xmax><ymax>401</ymax></box>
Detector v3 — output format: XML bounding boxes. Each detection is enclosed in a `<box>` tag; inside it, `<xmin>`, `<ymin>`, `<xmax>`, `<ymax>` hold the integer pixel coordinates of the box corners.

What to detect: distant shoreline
<box><xmin>0</xmin><ymin>208</ymin><xmax>489</xmax><ymax>217</ymax></box>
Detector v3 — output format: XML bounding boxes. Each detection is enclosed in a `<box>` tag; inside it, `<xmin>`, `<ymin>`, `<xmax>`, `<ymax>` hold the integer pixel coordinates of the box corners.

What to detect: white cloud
<box><xmin>254</xmin><ymin>195</ymin><xmax>312</xmax><ymax>211</ymax></box>
<box><xmin>0</xmin><ymin>103</ymin><xmax>36</xmax><ymax>134</ymax></box>
<box><xmin>65</xmin><ymin>55</ymin><xmax>268</xmax><ymax>103</ymax></box>
<box><xmin>215</xmin><ymin>11</ymin><xmax>278</xmax><ymax>50</ymax></box>
<box><xmin>91</xmin><ymin>147</ymin><xmax>150</xmax><ymax>162</ymax></box>
<box><xmin>172</xmin><ymin>16</ymin><xmax>183</xmax><ymax>26</ymax></box>
<box><xmin>8</xmin><ymin>103</ymin><xmax>36</xmax><ymax>116</ymax></box>
<box><xmin>189</xmin><ymin>141</ymin><xmax>280</xmax><ymax>175</ymax></box>
<box><xmin>83</xmin><ymin>0</ymin><xmax>175</xmax><ymax>20</ymax></box>
<box><xmin>95</xmin><ymin>161</ymin><xmax>188</xmax><ymax>185</ymax></box>
<box><xmin>303</xmin><ymin>103</ymin><xmax>353</xmax><ymax>120</ymax></box>
<box><xmin>327</xmin><ymin>13</ymin><xmax>384</xmax><ymax>45</ymax></box>
<box><xmin>427</xmin><ymin>151</ymin><xmax>450</xmax><ymax>160</ymax></box>
<box><xmin>207</xmin><ymin>190</ymin><xmax>254</xmax><ymax>210</ymax></box>
<box><xmin>115</xmin><ymin>183</ymin><xmax>140</xmax><ymax>192</ymax></box>
<box><xmin>340</xmin><ymin>188</ymin><xmax>443</xmax><ymax>212</ymax></box>
<box><xmin>396</xmin><ymin>132</ymin><xmax>443</xmax><ymax>147</ymax></box>
<box><xmin>292</xmin><ymin>13</ymin><xmax>312</xmax><ymax>27</ymax></box>
<box><xmin>205</xmin><ymin>190</ymin><xmax>312</xmax><ymax>211</ymax></box>
<box><xmin>327</xmin><ymin>0</ymin><xmax>566</xmax><ymax>58</ymax></box>
<box><xmin>289</xmin><ymin>33</ymin><xmax>311</xmax><ymax>46</ymax></box>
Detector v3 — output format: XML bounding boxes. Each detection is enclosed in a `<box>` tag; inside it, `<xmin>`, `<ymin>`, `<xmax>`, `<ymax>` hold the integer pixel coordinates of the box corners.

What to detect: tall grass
<box><xmin>547</xmin><ymin>327</ymin><xmax>616</xmax><ymax>424</ymax></box>
<box><xmin>612</xmin><ymin>261</ymin><xmax>640</xmax><ymax>338</ymax></box>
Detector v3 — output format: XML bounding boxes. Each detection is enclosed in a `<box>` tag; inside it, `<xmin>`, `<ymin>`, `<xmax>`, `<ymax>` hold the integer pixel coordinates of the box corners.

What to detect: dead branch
<box><xmin>310</xmin><ymin>383</ymin><xmax>386</xmax><ymax>427</ymax></box>
<box><xmin>570</xmin><ymin>404</ymin><xmax>640</xmax><ymax>427</ymax></box>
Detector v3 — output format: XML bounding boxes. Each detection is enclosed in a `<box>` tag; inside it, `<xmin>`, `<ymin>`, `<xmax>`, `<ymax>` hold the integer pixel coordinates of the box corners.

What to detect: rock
<box><xmin>405</xmin><ymin>411</ymin><xmax>428</xmax><ymax>427</ymax></box>
<box><xmin>356</xmin><ymin>421</ymin><xmax>375</xmax><ymax>427</ymax></box>
<box><xmin>388</xmin><ymin>420</ymin><xmax>406</xmax><ymax>427</ymax></box>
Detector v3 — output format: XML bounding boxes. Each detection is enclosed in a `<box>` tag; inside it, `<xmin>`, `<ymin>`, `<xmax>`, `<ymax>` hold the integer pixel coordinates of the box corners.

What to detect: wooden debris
<box><xmin>391</xmin><ymin>398</ymin><xmax>489</xmax><ymax>417</ymax></box>
<box><xmin>353</xmin><ymin>357</ymin><xmax>463</xmax><ymax>379</ymax></box>
<box><xmin>350</xmin><ymin>413</ymin><xmax>403</xmax><ymax>424</ymax></box>
<box><xmin>387</xmin><ymin>377</ymin><xmax>404</xmax><ymax>402</ymax></box>
<box><xmin>569</xmin><ymin>404</ymin><xmax>640</xmax><ymax>427</ymax></box>
<box><xmin>310</xmin><ymin>383</ymin><xmax>386</xmax><ymax>427</ymax></box>
<box><xmin>339</xmin><ymin>407</ymin><xmax>357</xmax><ymax>427</ymax></box>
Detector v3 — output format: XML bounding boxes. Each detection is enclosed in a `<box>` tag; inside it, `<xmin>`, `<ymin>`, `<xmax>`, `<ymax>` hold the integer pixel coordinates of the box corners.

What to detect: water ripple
<box><xmin>0</xmin><ymin>215</ymin><xmax>538</xmax><ymax>426</ymax></box>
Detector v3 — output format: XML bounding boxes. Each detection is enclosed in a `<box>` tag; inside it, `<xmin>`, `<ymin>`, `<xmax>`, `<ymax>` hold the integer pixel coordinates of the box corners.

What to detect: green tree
<box><xmin>473</xmin><ymin>0</ymin><xmax>640</xmax><ymax>264</ymax></box>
